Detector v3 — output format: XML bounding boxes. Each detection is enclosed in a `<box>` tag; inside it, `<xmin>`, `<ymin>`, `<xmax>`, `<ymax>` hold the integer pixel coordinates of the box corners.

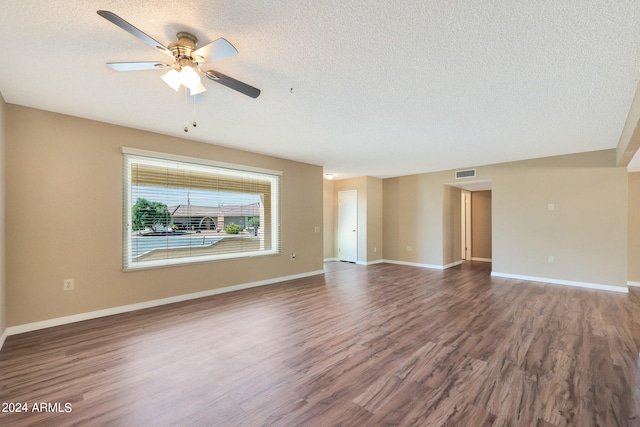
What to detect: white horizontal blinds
<box><xmin>123</xmin><ymin>152</ymin><xmax>280</xmax><ymax>270</ymax></box>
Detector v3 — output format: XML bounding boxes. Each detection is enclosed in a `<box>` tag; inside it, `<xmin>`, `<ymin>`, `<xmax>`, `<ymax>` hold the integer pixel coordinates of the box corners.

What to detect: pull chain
<box><xmin>183</xmin><ymin>89</ymin><xmax>198</xmax><ymax>132</ymax></box>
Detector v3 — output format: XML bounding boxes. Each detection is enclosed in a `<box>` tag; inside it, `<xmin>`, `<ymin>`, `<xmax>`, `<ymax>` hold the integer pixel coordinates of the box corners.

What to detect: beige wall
<box><xmin>367</xmin><ymin>176</ymin><xmax>384</xmax><ymax>263</ymax></box>
<box><xmin>492</xmin><ymin>151</ymin><xmax>626</xmax><ymax>287</ymax></box>
<box><xmin>384</xmin><ymin>150</ymin><xmax>627</xmax><ymax>288</ymax></box>
<box><xmin>331</xmin><ymin>176</ymin><xmax>382</xmax><ymax>264</ymax></box>
<box><xmin>3</xmin><ymin>103</ymin><xmax>632</xmax><ymax>328</ymax></box>
<box><xmin>5</xmin><ymin>105</ymin><xmax>324</xmax><ymax>327</ymax></box>
<box><xmin>629</xmin><ymin>172</ymin><xmax>640</xmax><ymax>283</ymax></box>
<box><xmin>323</xmin><ymin>179</ymin><xmax>334</xmax><ymax>260</ymax></box>
<box><xmin>0</xmin><ymin>94</ymin><xmax>5</xmax><ymax>337</ymax></box>
<box><xmin>366</xmin><ymin>177</ymin><xmax>383</xmax><ymax>263</ymax></box>
<box><xmin>442</xmin><ymin>184</ymin><xmax>462</xmax><ymax>266</ymax></box>
<box><xmin>383</xmin><ymin>172</ymin><xmax>450</xmax><ymax>266</ymax></box>
<box><xmin>471</xmin><ymin>191</ymin><xmax>492</xmax><ymax>260</ymax></box>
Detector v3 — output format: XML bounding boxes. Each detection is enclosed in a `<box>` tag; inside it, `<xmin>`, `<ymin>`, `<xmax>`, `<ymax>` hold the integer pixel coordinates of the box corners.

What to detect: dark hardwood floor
<box><xmin>2</xmin><ymin>261</ymin><xmax>640</xmax><ymax>426</ymax></box>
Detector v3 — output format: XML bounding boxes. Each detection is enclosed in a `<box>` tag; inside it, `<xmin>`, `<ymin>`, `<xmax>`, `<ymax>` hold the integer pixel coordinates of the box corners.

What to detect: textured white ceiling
<box><xmin>1</xmin><ymin>1</ymin><xmax>640</xmax><ymax>179</ymax></box>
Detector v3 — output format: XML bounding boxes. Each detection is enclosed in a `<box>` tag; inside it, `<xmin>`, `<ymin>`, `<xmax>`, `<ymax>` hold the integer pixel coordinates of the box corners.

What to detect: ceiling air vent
<box><xmin>455</xmin><ymin>169</ymin><xmax>476</xmax><ymax>179</ymax></box>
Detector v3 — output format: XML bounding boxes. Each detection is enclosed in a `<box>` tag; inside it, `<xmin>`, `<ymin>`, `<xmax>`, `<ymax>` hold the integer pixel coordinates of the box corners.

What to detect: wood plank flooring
<box><xmin>2</xmin><ymin>261</ymin><xmax>640</xmax><ymax>426</ymax></box>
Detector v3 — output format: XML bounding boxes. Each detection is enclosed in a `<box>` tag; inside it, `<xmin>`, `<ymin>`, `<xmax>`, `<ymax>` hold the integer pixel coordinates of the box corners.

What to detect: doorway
<box><xmin>338</xmin><ymin>190</ymin><xmax>357</xmax><ymax>262</ymax></box>
<box><xmin>446</xmin><ymin>179</ymin><xmax>492</xmax><ymax>264</ymax></box>
<box><xmin>460</xmin><ymin>189</ymin><xmax>492</xmax><ymax>262</ymax></box>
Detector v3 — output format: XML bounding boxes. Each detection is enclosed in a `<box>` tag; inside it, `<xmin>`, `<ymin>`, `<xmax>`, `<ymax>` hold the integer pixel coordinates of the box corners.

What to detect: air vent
<box><xmin>455</xmin><ymin>169</ymin><xmax>476</xmax><ymax>179</ymax></box>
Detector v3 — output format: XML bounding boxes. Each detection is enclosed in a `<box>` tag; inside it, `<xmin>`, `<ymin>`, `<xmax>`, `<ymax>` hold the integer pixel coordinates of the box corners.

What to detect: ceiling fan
<box><xmin>97</xmin><ymin>10</ymin><xmax>260</xmax><ymax>98</ymax></box>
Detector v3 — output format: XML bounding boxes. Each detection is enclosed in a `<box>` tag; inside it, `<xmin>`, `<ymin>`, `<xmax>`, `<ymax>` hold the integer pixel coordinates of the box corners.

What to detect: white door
<box><xmin>338</xmin><ymin>190</ymin><xmax>357</xmax><ymax>262</ymax></box>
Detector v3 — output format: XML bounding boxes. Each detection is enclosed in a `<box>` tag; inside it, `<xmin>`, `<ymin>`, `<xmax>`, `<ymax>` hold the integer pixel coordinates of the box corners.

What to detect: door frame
<box><xmin>461</xmin><ymin>190</ymin><xmax>472</xmax><ymax>260</ymax></box>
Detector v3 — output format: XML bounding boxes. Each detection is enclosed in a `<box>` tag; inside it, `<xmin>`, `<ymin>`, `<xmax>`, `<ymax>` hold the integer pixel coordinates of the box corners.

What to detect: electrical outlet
<box><xmin>548</xmin><ymin>256</ymin><xmax>555</xmax><ymax>263</ymax></box>
<box><xmin>406</xmin><ymin>246</ymin><xmax>412</xmax><ymax>252</ymax></box>
<box><xmin>63</xmin><ymin>279</ymin><xmax>74</xmax><ymax>291</ymax></box>
<box><xmin>374</xmin><ymin>247</ymin><xmax>377</xmax><ymax>253</ymax></box>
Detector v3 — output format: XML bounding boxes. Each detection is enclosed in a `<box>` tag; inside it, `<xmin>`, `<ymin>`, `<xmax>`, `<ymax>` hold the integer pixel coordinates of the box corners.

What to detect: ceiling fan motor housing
<box><xmin>168</xmin><ymin>32</ymin><xmax>204</xmax><ymax>67</ymax></box>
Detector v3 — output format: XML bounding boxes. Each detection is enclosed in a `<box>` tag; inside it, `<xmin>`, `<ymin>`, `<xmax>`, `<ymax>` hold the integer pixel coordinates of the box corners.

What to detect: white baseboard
<box><xmin>491</xmin><ymin>271</ymin><xmax>628</xmax><ymax>294</ymax></box>
<box><xmin>443</xmin><ymin>260</ymin><xmax>463</xmax><ymax>269</ymax></box>
<box><xmin>628</xmin><ymin>281</ymin><xmax>640</xmax><ymax>288</ymax></box>
<box><xmin>323</xmin><ymin>258</ymin><xmax>339</xmax><ymax>262</ymax></box>
<box><xmin>382</xmin><ymin>259</ymin><xmax>461</xmax><ymax>270</ymax></box>
<box><xmin>471</xmin><ymin>257</ymin><xmax>492</xmax><ymax>262</ymax></box>
<box><xmin>382</xmin><ymin>259</ymin><xmax>443</xmax><ymax>270</ymax></box>
<box><xmin>0</xmin><ymin>328</ymin><xmax>7</xmax><ymax>352</ymax></box>
<box><xmin>6</xmin><ymin>270</ymin><xmax>325</xmax><ymax>337</ymax></box>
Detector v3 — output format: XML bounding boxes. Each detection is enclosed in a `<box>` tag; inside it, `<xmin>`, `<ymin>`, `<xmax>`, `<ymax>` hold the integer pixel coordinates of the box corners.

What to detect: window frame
<box><xmin>122</xmin><ymin>147</ymin><xmax>281</xmax><ymax>271</ymax></box>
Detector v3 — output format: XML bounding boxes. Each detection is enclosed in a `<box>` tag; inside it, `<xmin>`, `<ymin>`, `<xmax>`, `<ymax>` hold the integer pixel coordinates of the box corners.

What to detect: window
<box><xmin>122</xmin><ymin>148</ymin><xmax>281</xmax><ymax>270</ymax></box>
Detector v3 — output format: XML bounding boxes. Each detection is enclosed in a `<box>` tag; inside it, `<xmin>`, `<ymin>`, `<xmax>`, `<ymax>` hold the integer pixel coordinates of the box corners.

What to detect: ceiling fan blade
<box><xmin>193</xmin><ymin>38</ymin><xmax>238</xmax><ymax>63</ymax></box>
<box><xmin>107</xmin><ymin>62</ymin><xmax>172</xmax><ymax>71</ymax></box>
<box><xmin>97</xmin><ymin>10</ymin><xmax>173</xmax><ymax>58</ymax></box>
<box><xmin>205</xmin><ymin>70</ymin><xmax>260</xmax><ymax>98</ymax></box>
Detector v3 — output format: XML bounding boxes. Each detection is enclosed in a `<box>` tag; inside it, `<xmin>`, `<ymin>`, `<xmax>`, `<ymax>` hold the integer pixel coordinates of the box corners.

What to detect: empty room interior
<box><xmin>1</xmin><ymin>1</ymin><xmax>640</xmax><ymax>426</ymax></box>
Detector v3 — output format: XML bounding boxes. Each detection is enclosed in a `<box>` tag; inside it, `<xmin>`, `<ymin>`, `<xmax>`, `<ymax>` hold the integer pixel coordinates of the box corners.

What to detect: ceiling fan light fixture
<box><xmin>161</xmin><ymin>69</ymin><xmax>181</xmax><ymax>91</ymax></box>
<box><xmin>189</xmin><ymin>82</ymin><xmax>207</xmax><ymax>96</ymax></box>
<box><xmin>180</xmin><ymin>65</ymin><xmax>201</xmax><ymax>90</ymax></box>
